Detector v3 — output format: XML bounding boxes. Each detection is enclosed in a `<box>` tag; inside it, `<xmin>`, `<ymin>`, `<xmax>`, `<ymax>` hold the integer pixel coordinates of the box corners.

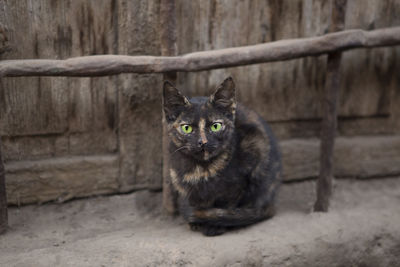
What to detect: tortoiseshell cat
<box><xmin>163</xmin><ymin>77</ymin><xmax>281</xmax><ymax>236</ymax></box>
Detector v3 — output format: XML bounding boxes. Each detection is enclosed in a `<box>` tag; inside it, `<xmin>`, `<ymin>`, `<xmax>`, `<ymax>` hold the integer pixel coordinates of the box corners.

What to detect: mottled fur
<box><xmin>163</xmin><ymin>77</ymin><xmax>282</xmax><ymax>236</ymax></box>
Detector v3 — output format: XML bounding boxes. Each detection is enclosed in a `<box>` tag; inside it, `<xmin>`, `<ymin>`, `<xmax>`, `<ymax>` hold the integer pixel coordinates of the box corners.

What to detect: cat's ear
<box><xmin>209</xmin><ymin>77</ymin><xmax>236</xmax><ymax>115</ymax></box>
<box><xmin>163</xmin><ymin>81</ymin><xmax>190</xmax><ymax>122</ymax></box>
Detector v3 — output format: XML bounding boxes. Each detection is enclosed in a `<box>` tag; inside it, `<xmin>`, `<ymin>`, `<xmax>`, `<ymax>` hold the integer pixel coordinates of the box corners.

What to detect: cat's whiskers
<box><xmin>171</xmin><ymin>145</ymin><xmax>191</xmax><ymax>155</ymax></box>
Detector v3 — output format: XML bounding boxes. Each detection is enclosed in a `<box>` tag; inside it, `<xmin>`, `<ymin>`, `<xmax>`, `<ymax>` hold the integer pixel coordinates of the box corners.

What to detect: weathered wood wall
<box><xmin>0</xmin><ymin>0</ymin><xmax>162</xmax><ymax>204</ymax></box>
<box><xmin>1</xmin><ymin>0</ymin><xmax>399</xmax><ymax>205</ymax></box>
<box><xmin>176</xmin><ymin>0</ymin><xmax>400</xmax><ymax>138</ymax></box>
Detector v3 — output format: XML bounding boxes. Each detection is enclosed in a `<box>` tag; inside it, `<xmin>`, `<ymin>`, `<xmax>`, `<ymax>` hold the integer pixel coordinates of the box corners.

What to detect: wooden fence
<box><xmin>1</xmin><ymin>0</ymin><xmax>400</xmax><ymax>233</ymax></box>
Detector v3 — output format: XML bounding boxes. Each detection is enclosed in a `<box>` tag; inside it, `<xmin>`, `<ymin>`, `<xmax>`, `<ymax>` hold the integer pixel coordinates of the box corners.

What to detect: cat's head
<box><xmin>163</xmin><ymin>77</ymin><xmax>236</xmax><ymax>162</ymax></box>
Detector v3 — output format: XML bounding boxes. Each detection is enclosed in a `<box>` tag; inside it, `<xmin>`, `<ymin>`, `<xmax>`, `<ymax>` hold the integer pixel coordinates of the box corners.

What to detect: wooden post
<box><xmin>314</xmin><ymin>0</ymin><xmax>347</xmax><ymax>212</ymax></box>
<box><xmin>0</xmin><ymin>23</ymin><xmax>9</xmax><ymax>233</ymax></box>
<box><xmin>160</xmin><ymin>0</ymin><xmax>178</xmax><ymax>214</ymax></box>
<box><xmin>0</xmin><ymin>138</ymin><xmax>8</xmax><ymax>234</ymax></box>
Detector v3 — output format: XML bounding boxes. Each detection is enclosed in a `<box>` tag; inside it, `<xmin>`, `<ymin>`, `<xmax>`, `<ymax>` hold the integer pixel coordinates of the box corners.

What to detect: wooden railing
<box><xmin>1</xmin><ymin>27</ymin><xmax>399</xmax><ymax>77</ymax></box>
<box><xmin>1</xmin><ymin>0</ymin><xmax>400</xmax><ymax>233</ymax></box>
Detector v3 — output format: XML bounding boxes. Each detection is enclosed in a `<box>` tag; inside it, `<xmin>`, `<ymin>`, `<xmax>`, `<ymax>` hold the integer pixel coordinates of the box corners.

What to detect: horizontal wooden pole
<box><xmin>0</xmin><ymin>27</ymin><xmax>400</xmax><ymax>77</ymax></box>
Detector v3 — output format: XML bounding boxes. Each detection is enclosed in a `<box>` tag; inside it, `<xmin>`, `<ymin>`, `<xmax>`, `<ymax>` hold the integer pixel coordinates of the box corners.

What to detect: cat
<box><xmin>163</xmin><ymin>77</ymin><xmax>282</xmax><ymax>236</ymax></box>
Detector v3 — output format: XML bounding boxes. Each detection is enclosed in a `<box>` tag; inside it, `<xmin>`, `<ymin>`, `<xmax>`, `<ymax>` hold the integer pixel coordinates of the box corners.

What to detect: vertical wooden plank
<box><xmin>160</xmin><ymin>0</ymin><xmax>178</xmax><ymax>214</ymax></box>
<box><xmin>65</xmin><ymin>0</ymin><xmax>118</xmax><ymax>156</ymax></box>
<box><xmin>0</xmin><ymin>1</ymin><xmax>9</xmax><ymax>233</ymax></box>
<box><xmin>314</xmin><ymin>0</ymin><xmax>347</xmax><ymax>212</ymax></box>
<box><xmin>0</xmin><ymin>138</ymin><xmax>7</xmax><ymax>234</ymax></box>
<box><xmin>0</xmin><ymin>1</ymin><xmax>69</xmax><ymax>137</ymax></box>
<box><xmin>117</xmin><ymin>0</ymin><xmax>162</xmax><ymax>192</ymax></box>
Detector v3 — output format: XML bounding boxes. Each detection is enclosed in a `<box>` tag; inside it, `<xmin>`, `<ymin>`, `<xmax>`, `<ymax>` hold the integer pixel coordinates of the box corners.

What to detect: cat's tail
<box><xmin>188</xmin><ymin>206</ymin><xmax>276</xmax><ymax>227</ymax></box>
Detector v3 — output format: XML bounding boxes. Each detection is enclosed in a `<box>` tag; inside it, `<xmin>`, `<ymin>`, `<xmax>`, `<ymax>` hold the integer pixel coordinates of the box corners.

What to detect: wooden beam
<box><xmin>314</xmin><ymin>0</ymin><xmax>347</xmax><ymax>212</ymax></box>
<box><xmin>160</xmin><ymin>0</ymin><xmax>178</xmax><ymax>214</ymax></box>
<box><xmin>0</xmin><ymin>138</ymin><xmax>8</xmax><ymax>234</ymax></box>
<box><xmin>1</xmin><ymin>27</ymin><xmax>399</xmax><ymax>77</ymax></box>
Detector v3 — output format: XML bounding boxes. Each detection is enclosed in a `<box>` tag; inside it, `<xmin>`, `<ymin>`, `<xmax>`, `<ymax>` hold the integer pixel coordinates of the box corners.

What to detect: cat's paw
<box><xmin>201</xmin><ymin>225</ymin><xmax>226</xmax><ymax>236</ymax></box>
<box><xmin>186</xmin><ymin>213</ymin><xmax>200</xmax><ymax>224</ymax></box>
<box><xmin>189</xmin><ymin>223</ymin><xmax>203</xmax><ymax>232</ymax></box>
<box><xmin>186</xmin><ymin>210</ymin><xmax>206</xmax><ymax>224</ymax></box>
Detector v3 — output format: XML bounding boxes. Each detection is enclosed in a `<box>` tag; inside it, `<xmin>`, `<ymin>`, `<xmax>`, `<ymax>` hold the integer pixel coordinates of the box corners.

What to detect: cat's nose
<box><xmin>198</xmin><ymin>139</ymin><xmax>207</xmax><ymax>148</ymax></box>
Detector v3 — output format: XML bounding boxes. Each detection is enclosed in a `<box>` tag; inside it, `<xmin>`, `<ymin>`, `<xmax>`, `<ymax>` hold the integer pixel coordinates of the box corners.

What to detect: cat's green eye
<box><xmin>211</xmin><ymin>122</ymin><xmax>222</xmax><ymax>132</ymax></box>
<box><xmin>181</xmin><ymin>124</ymin><xmax>193</xmax><ymax>134</ymax></box>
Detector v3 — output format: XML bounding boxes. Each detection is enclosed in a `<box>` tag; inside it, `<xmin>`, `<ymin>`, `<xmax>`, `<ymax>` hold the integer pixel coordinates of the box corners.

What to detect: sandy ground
<box><xmin>1</xmin><ymin>178</ymin><xmax>400</xmax><ymax>267</ymax></box>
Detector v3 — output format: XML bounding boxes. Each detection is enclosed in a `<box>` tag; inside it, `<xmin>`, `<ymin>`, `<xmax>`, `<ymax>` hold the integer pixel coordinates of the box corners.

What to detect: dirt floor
<box><xmin>1</xmin><ymin>177</ymin><xmax>400</xmax><ymax>267</ymax></box>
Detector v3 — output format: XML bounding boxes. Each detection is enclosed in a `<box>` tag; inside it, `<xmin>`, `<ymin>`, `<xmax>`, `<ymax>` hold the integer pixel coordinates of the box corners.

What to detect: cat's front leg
<box><xmin>179</xmin><ymin>198</ymin><xmax>210</xmax><ymax>226</ymax></box>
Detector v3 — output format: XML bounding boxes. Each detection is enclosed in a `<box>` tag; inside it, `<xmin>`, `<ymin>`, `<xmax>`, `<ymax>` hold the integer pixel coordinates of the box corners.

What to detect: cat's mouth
<box><xmin>194</xmin><ymin>147</ymin><xmax>214</xmax><ymax>162</ymax></box>
<box><xmin>203</xmin><ymin>150</ymin><xmax>210</xmax><ymax>161</ymax></box>
<box><xmin>183</xmin><ymin>145</ymin><xmax>218</xmax><ymax>162</ymax></box>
